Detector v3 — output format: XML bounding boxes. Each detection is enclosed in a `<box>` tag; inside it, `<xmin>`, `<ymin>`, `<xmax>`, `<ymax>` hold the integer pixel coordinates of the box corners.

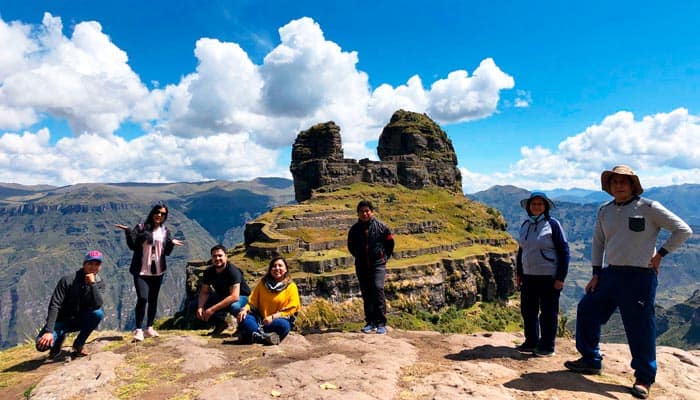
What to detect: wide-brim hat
<box><xmin>520</xmin><ymin>191</ymin><xmax>555</xmax><ymax>211</ymax></box>
<box><xmin>601</xmin><ymin>165</ymin><xmax>643</xmax><ymax>196</ymax></box>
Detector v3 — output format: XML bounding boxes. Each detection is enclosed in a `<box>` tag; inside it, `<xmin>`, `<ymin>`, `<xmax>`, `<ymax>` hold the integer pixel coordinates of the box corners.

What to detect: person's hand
<box><xmin>199</xmin><ymin>308</ymin><xmax>214</xmax><ymax>321</ymax></box>
<box><xmin>237</xmin><ymin>308</ymin><xmax>248</xmax><ymax>322</ymax></box>
<box><xmin>172</xmin><ymin>239</ymin><xmax>184</xmax><ymax>246</ymax></box>
<box><xmin>263</xmin><ymin>315</ymin><xmax>274</xmax><ymax>326</ymax></box>
<box><xmin>85</xmin><ymin>273</ymin><xmax>96</xmax><ymax>284</ymax></box>
<box><xmin>114</xmin><ymin>224</ymin><xmax>128</xmax><ymax>230</ymax></box>
<box><xmin>554</xmin><ymin>280</ymin><xmax>564</xmax><ymax>290</ymax></box>
<box><xmin>37</xmin><ymin>332</ymin><xmax>54</xmax><ymax>350</ymax></box>
<box><xmin>196</xmin><ymin>307</ymin><xmax>204</xmax><ymax>321</ymax></box>
<box><xmin>516</xmin><ymin>275</ymin><xmax>522</xmax><ymax>287</ymax></box>
<box><xmin>649</xmin><ymin>253</ymin><xmax>662</xmax><ymax>274</ymax></box>
<box><xmin>585</xmin><ymin>275</ymin><xmax>599</xmax><ymax>293</ymax></box>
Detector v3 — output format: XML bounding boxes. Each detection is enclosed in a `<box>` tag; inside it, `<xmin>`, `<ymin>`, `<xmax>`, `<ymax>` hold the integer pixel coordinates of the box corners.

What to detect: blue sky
<box><xmin>1</xmin><ymin>1</ymin><xmax>699</xmax><ymax>192</ymax></box>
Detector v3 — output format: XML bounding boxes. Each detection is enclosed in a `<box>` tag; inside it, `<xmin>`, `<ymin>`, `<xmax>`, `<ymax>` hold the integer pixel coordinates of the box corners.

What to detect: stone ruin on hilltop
<box><xmin>289</xmin><ymin>109</ymin><xmax>463</xmax><ymax>203</ymax></box>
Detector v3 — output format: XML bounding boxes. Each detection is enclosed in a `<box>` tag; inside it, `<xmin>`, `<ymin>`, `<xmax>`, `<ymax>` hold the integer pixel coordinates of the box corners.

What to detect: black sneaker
<box><xmin>533</xmin><ymin>348</ymin><xmax>555</xmax><ymax>357</ymax></box>
<box><xmin>47</xmin><ymin>347</ymin><xmax>62</xmax><ymax>360</ymax></box>
<box><xmin>210</xmin><ymin>321</ymin><xmax>228</xmax><ymax>336</ymax></box>
<box><xmin>515</xmin><ymin>343</ymin><xmax>536</xmax><ymax>353</ymax></box>
<box><xmin>564</xmin><ymin>358</ymin><xmax>602</xmax><ymax>375</ymax></box>
<box><xmin>251</xmin><ymin>331</ymin><xmax>264</xmax><ymax>343</ymax></box>
<box><xmin>262</xmin><ymin>332</ymin><xmax>281</xmax><ymax>346</ymax></box>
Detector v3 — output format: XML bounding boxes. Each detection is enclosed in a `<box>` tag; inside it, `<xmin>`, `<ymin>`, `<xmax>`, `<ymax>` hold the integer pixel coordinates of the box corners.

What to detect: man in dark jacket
<box><xmin>36</xmin><ymin>250</ymin><xmax>106</xmax><ymax>358</ymax></box>
<box><xmin>347</xmin><ymin>200</ymin><xmax>395</xmax><ymax>334</ymax></box>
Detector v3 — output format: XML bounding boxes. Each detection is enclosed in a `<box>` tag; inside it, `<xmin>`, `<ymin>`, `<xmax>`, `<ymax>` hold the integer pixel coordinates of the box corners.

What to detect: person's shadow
<box><xmin>445</xmin><ymin>344</ymin><xmax>530</xmax><ymax>361</ymax></box>
<box><xmin>445</xmin><ymin>345</ymin><xmax>630</xmax><ymax>399</ymax></box>
<box><xmin>2</xmin><ymin>358</ymin><xmax>45</xmax><ymax>373</ymax></box>
<box><xmin>3</xmin><ymin>335</ymin><xmax>126</xmax><ymax>372</ymax></box>
<box><xmin>504</xmin><ymin>371</ymin><xmax>629</xmax><ymax>399</ymax></box>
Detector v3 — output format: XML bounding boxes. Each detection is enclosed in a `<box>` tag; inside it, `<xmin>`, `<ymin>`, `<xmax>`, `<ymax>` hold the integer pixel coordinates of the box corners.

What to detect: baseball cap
<box><xmin>84</xmin><ymin>250</ymin><xmax>103</xmax><ymax>263</ymax></box>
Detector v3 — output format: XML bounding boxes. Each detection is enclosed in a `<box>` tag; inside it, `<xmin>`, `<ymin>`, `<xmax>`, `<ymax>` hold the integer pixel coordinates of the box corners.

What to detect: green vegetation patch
<box><xmin>296</xmin><ymin>298</ymin><xmax>524</xmax><ymax>335</ymax></box>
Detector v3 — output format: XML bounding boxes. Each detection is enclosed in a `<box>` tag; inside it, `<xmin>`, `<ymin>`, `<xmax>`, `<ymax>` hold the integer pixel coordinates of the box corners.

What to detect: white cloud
<box><xmin>427</xmin><ymin>58</ymin><xmax>515</xmax><ymax>123</ymax></box>
<box><xmin>461</xmin><ymin>108</ymin><xmax>700</xmax><ymax>193</ymax></box>
<box><xmin>0</xmin><ymin>13</ymin><xmax>149</xmax><ymax>136</ymax></box>
<box><xmin>0</xmin><ymin>14</ymin><xmax>515</xmax><ymax>186</ymax></box>
<box><xmin>0</xmin><ymin>127</ymin><xmax>283</xmax><ymax>185</ymax></box>
<box><xmin>514</xmin><ymin>90</ymin><xmax>531</xmax><ymax>108</ymax></box>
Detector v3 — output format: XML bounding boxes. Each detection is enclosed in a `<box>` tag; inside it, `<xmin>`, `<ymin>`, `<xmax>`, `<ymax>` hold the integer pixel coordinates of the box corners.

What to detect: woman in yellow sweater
<box><xmin>237</xmin><ymin>256</ymin><xmax>300</xmax><ymax>345</ymax></box>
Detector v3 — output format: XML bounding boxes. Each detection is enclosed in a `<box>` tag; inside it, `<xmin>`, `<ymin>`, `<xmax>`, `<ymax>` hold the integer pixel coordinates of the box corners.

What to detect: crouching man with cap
<box><xmin>565</xmin><ymin>166</ymin><xmax>692</xmax><ymax>399</ymax></box>
<box><xmin>35</xmin><ymin>250</ymin><xmax>106</xmax><ymax>358</ymax></box>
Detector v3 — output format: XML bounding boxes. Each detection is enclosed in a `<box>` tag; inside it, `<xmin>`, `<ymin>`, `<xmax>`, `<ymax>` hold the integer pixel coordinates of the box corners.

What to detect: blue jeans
<box><xmin>238</xmin><ymin>312</ymin><xmax>292</xmax><ymax>342</ymax></box>
<box><xmin>520</xmin><ymin>275</ymin><xmax>561</xmax><ymax>352</ymax></box>
<box><xmin>203</xmin><ymin>294</ymin><xmax>248</xmax><ymax>326</ymax></box>
<box><xmin>575</xmin><ymin>267</ymin><xmax>658</xmax><ymax>384</ymax></box>
<box><xmin>36</xmin><ymin>308</ymin><xmax>104</xmax><ymax>352</ymax></box>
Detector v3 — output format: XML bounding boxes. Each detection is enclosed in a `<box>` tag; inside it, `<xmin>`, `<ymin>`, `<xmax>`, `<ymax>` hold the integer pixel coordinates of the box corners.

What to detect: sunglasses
<box><xmin>154</xmin><ymin>211</ymin><xmax>167</xmax><ymax>216</ymax></box>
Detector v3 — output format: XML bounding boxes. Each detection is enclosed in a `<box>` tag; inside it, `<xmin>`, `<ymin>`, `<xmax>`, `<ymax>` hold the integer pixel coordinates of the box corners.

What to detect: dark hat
<box><xmin>520</xmin><ymin>191</ymin><xmax>555</xmax><ymax>211</ymax></box>
<box><xmin>601</xmin><ymin>165</ymin><xmax>643</xmax><ymax>196</ymax></box>
<box><xmin>84</xmin><ymin>250</ymin><xmax>103</xmax><ymax>263</ymax></box>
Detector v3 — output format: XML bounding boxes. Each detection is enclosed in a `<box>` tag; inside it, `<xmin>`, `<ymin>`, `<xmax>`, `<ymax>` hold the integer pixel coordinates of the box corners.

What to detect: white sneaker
<box><xmin>145</xmin><ymin>326</ymin><xmax>160</xmax><ymax>338</ymax></box>
<box><xmin>133</xmin><ymin>329</ymin><xmax>144</xmax><ymax>342</ymax></box>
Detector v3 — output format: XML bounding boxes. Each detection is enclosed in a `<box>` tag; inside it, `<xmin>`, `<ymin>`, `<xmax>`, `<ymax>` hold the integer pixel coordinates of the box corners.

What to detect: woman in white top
<box><xmin>116</xmin><ymin>204</ymin><xmax>183</xmax><ymax>341</ymax></box>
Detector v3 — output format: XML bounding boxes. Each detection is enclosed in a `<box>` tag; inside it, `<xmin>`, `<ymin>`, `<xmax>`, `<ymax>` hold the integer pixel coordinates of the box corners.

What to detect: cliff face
<box><xmin>290</xmin><ymin>110</ymin><xmax>462</xmax><ymax>203</ymax></box>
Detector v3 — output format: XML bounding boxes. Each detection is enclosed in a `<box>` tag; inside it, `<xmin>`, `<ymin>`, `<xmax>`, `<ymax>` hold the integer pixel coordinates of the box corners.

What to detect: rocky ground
<box><xmin>2</xmin><ymin>328</ymin><xmax>698</xmax><ymax>399</ymax></box>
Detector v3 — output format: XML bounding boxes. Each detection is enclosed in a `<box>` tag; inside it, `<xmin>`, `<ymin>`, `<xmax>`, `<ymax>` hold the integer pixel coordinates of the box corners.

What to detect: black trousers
<box><xmin>520</xmin><ymin>275</ymin><xmax>561</xmax><ymax>351</ymax></box>
<box><xmin>133</xmin><ymin>274</ymin><xmax>164</xmax><ymax>329</ymax></box>
<box><xmin>356</xmin><ymin>264</ymin><xmax>387</xmax><ymax>326</ymax></box>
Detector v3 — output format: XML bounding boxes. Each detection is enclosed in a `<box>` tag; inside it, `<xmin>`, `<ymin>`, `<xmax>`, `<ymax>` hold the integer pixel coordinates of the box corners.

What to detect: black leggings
<box><xmin>133</xmin><ymin>274</ymin><xmax>164</xmax><ymax>329</ymax></box>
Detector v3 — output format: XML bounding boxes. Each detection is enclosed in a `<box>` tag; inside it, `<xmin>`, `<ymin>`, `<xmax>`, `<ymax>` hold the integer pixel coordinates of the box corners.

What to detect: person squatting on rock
<box><xmin>196</xmin><ymin>244</ymin><xmax>251</xmax><ymax>335</ymax></box>
<box><xmin>115</xmin><ymin>203</ymin><xmax>184</xmax><ymax>342</ymax></box>
<box><xmin>565</xmin><ymin>165</ymin><xmax>692</xmax><ymax>399</ymax></box>
<box><xmin>236</xmin><ymin>256</ymin><xmax>301</xmax><ymax>345</ymax></box>
<box><xmin>347</xmin><ymin>199</ymin><xmax>395</xmax><ymax>334</ymax></box>
<box><xmin>516</xmin><ymin>192</ymin><xmax>569</xmax><ymax>357</ymax></box>
<box><xmin>35</xmin><ymin>250</ymin><xmax>106</xmax><ymax>358</ymax></box>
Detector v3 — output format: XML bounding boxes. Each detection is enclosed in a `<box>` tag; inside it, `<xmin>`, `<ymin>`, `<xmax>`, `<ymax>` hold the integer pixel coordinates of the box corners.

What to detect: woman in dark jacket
<box><xmin>116</xmin><ymin>204</ymin><xmax>183</xmax><ymax>341</ymax></box>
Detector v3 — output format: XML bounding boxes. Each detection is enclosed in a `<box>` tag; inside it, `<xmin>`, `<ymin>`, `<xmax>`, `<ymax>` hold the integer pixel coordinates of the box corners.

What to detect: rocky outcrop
<box><xmin>5</xmin><ymin>330</ymin><xmax>699</xmax><ymax>400</ymax></box>
<box><xmin>290</xmin><ymin>110</ymin><xmax>462</xmax><ymax>202</ymax></box>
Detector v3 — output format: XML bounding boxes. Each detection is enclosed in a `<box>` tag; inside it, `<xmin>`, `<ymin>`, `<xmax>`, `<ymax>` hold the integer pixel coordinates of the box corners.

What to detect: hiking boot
<box><xmin>564</xmin><ymin>358</ymin><xmax>602</xmax><ymax>375</ymax></box>
<box><xmin>361</xmin><ymin>324</ymin><xmax>376</xmax><ymax>334</ymax></box>
<box><xmin>533</xmin><ymin>348</ymin><xmax>555</xmax><ymax>357</ymax></box>
<box><xmin>515</xmin><ymin>343</ymin><xmax>536</xmax><ymax>353</ymax></box>
<box><xmin>133</xmin><ymin>329</ymin><xmax>144</xmax><ymax>342</ymax></box>
<box><xmin>376</xmin><ymin>326</ymin><xmax>387</xmax><ymax>335</ymax></box>
<box><xmin>262</xmin><ymin>332</ymin><xmax>281</xmax><ymax>345</ymax></box>
<box><xmin>144</xmin><ymin>326</ymin><xmax>160</xmax><ymax>338</ymax></box>
<box><xmin>251</xmin><ymin>331</ymin><xmax>265</xmax><ymax>344</ymax></box>
<box><xmin>631</xmin><ymin>381</ymin><xmax>651</xmax><ymax>399</ymax></box>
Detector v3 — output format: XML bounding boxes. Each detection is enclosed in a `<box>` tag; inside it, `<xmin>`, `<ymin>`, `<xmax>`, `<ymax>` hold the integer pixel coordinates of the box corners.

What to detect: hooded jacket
<box><xmin>517</xmin><ymin>216</ymin><xmax>569</xmax><ymax>281</ymax></box>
